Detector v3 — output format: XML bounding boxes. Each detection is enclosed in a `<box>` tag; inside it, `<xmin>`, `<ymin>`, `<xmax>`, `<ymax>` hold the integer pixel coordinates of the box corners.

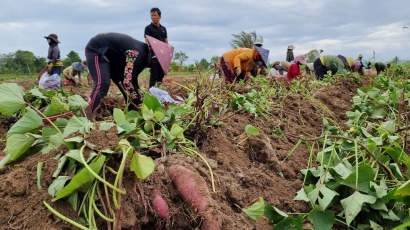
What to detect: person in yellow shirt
<box><xmin>62</xmin><ymin>62</ymin><xmax>86</xmax><ymax>86</ymax></box>
<box><xmin>219</xmin><ymin>46</ymin><xmax>269</xmax><ymax>83</ymax></box>
<box><xmin>44</xmin><ymin>34</ymin><xmax>63</xmax><ymax>75</ymax></box>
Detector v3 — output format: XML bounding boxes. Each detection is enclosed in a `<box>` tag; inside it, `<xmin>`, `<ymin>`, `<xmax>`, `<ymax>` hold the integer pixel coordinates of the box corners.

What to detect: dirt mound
<box><xmin>0</xmin><ymin>76</ymin><xmax>369</xmax><ymax>229</ymax></box>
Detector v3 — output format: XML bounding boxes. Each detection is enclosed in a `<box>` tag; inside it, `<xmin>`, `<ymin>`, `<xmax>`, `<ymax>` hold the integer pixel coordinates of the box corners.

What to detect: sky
<box><xmin>0</xmin><ymin>0</ymin><xmax>409</xmax><ymax>65</ymax></box>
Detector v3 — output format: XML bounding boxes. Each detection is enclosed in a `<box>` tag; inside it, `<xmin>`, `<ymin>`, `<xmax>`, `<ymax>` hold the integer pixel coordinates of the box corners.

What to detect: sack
<box><xmin>149</xmin><ymin>87</ymin><xmax>184</xmax><ymax>105</ymax></box>
<box><xmin>39</xmin><ymin>72</ymin><xmax>61</xmax><ymax>90</ymax></box>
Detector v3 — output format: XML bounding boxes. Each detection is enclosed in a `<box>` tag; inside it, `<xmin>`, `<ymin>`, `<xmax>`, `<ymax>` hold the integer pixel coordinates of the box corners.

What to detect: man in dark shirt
<box><xmin>144</xmin><ymin>7</ymin><xmax>168</xmax><ymax>88</ymax></box>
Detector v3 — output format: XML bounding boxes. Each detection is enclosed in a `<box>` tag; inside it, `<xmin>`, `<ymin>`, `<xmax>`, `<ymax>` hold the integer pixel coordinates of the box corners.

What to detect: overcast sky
<box><xmin>1</xmin><ymin>0</ymin><xmax>409</xmax><ymax>65</ymax></box>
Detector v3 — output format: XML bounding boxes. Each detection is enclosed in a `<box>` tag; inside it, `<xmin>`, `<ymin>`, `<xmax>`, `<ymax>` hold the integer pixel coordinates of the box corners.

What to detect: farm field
<box><xmin>0</xmin><ymin>67</ymin><xmax>410</xmax><ymax>230</ymax></box>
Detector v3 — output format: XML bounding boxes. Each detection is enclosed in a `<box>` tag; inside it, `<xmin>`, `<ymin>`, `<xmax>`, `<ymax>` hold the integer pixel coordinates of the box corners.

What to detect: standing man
<box><xmin>144</xmin><ymin>7</ymin><xmax>168</xmax><ymax>88</ymax></box>
<box><xmin>286</xmin><ymin>45</ymin><xmax>295</xmax><ymax>62</ymax></box>
<box><xmin>44</xmin><ymin>34</ymin><xmax>63</xmax><ymax>75</ymax></box>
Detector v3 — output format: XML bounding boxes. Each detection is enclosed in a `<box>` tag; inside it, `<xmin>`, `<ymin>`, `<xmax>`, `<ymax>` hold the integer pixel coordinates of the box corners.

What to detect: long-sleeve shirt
<box><xmin>286</xmin><ymin>50</ymin><xmax>294</xmax><ymax>62</ymax></box>
<box><xmin>267</xmin><ymin>68</ymin><xmax>282</xmax><ymax>78</ymax></box>
<box><xmin>287</xmin><ymin>63</ymin><xmax>301</xmax><ymax>80</ymax></box>
<box><xmin>47</xmin><ymin>43</ymin><xmax>61</xmax><ymax>65</ymax></box>
<box><xmin>222</xmin><ymin>48</ymin><xmax>255</xmax><ymax>74</ymax></box>
<box><xmin>321</xmin><ymin>55</ymin><xmax>345</xmax><ymax>75</ymax></box>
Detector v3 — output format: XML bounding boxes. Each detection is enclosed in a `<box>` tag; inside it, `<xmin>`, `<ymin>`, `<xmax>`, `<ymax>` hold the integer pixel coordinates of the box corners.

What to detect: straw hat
<box><xmin>287</xmin><ymin>45</ymin><xmax>295</xmax><ymax>50</ymax></box>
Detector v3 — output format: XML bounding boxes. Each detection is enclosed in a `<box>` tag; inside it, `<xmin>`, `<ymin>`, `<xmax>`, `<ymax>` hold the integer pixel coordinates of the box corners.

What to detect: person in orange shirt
<box><xmin>219</xmin><ymin>46</ymin><xmax>269</xmax><ymax>83</ymax></box>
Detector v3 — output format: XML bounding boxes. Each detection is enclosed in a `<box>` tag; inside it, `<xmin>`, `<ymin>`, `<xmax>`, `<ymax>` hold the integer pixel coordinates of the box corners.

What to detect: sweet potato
<box><xmin>152</xmin><ymin>188</ymin><xmax>169</xmax><ymax>219</ymax></box>
<box><xmin>168</xmin><ymin>165</ymin><xmax>221</xmax><ymax>230</ymax></box>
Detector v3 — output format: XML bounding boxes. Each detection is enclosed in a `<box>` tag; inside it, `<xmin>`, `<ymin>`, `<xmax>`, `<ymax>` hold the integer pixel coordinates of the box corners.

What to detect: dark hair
<box><xmin>150</xmin><ymin>7</ymin><xmax>161</xmax><ymax>16</ymax></box>
<box><xmin>387</xmin><ymin>63</ymin><xmax>391</xmax><ymax>68</ymax></box>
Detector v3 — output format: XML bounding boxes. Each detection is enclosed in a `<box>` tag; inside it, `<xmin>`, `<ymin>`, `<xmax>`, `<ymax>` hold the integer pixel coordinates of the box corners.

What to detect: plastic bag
<box><xmin>39</xmin><ymin>72</ymin><xmax>61</xmax><ymax>90</ymax></box>
<box><xmin>149</xmin><ymin>87</ymin><xmax>184</xmax><ymax>105</ymax></box>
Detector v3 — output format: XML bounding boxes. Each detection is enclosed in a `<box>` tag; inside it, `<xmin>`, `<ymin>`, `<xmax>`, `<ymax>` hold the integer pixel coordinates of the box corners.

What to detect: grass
<box><xmin>0</xmin><ymin>70</ymin><xmax>197</xmax><ymax>81</ymax></box>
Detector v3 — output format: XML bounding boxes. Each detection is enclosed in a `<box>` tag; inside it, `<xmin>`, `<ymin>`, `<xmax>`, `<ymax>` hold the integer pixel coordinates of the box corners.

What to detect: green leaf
<box><xmin>142</xmin><ymin>104</ymin><xmax>154</xmax><ymax>121</ymax></box>
<box><xmin>366</xmin><ymin>87</ymin><xmax>381</xmax><ymax>98</ymax></box>
<box><xmin>380</xmin><ymin>210</ymin><xmax>400</xmax><ymax>221</ymax></box>
<box><xmin>143</xmin><ymin>93</ymin><xmax>163</xmax><ymax>111</ymax></box>
<box><xmin>273</xmin><ymin>215</ymin><xmax>304</xmax><ymax>230</ymax></box>
<box><xmin>394</xmin><ymin>179</ymin><xmax>410</xmax><ymax>196</ymax></box>
<box><xmin>370</xmin><ymin>107</ymin><xmax>387</xmax><ymax>119</ymax></box>
<box><xmin>130</xmin><ymin>153</ymin><xmax>154</xmax><ymax>179</ymax></box>
<box><xmin>161</xmin><ymin>126</ymin><xmax>175</xmax><ymax>143</ymax></box>
<box><xmin>381</xmin><ymin>120</ymin><xmax>395</xmax><ymax>133</ymax></box>
<box><xmin>170</xmin><ymin>123</ymin><xmax>184</xmax><ymax>138</ymax></box>
<box><xmin>369</xmin><ymin>220</ymin><xmax>383</xmax><ymax>230</ymax></box>
<box><xmin>53</xmin><ymin>154</ymin><xmax>106</xmax><ymax>201</ymax></box>
<box><xmin>63</xmin><ymin>116</ymin><xmax>94</xmax><ymax>138</ymax></box>
<box><xmin>340</xmin><ymin>190</ymin><xmax>376</xmax><ymax>226</ymax></box>
<box><xmin>332</xmin><ymin>162</ymin><xmax>353</xmax><ymax>179</ymax></box>
<box><xmin>42</xmin><ymin>127</ymin><xmax>61</xmax><ymax>138</ymax></box>
<box><xmin>346</xmin><ymin>110</ymin><xmax>362</xmax><ymax>120</ymax></box>
<box><xmin>307</xmin><ymin>183</ymin><xmax>339</xmax><ymax>210</ymax></box>
<box><xmin>384</xmin><ymin>147</ymin><xmax>410</xmax><ymax>168</ymax></box>
<box><xmin>48</xmin><ymin>176</ymin><xmax>70</xmax><ymax>197</ymax></box>
<box><xmin>153</xmin><ymin>111</ymin><xmax>164</xmax><ymax>122</ymax></box>
<box><xmin>307</xmin><ymin>207</ymin><xmax>334</xmax><ymax>230</ymax></box>
<box><xmin>52</xmin><ymin>155</ymin><xmax>68</xmax><ymax>178</ymax></box>
<box><xmin>341</xmin><ymin>164</ymin><xmax>374</xmax><ymax>193</ymax></box>
<box><xmin>7</xmin><ymin>107</ymin><xmax>43</xmax><ymax>138</ymax></box>
<box><xmin>42</xmin><ymin>132</ymin><xmax>64</xmax><ymax>153</ymax></box>
<box><xmin>369</xmin><ymin>136</ymin><xmax>383</xmax><ymax>146</ymax></box>
<box><xmin>0</xmin><ymin>83</ymin><xmax>26</xmax><ymax>115</ymax></box>
<box><xmin>113</xmin><ymin>108</ymin><xmax>136</xmax><ymax>133</ymax></box>
<box><xmin>43</xmin><ymin>97</ymin><xmax>69</xmax><ymax>117</ymax></box>
<box><xmin>29</xmin><ymin>88</ymin><xmax>48</xmax><ymax>99</ymax></box>
<box><xmin>66</xmin><ymin>150</ymin><xmax>97</xmax><ymax>163</ymax></box>
<box><xmin>68</xmin><ymin>192</ymin><xmax>79</xmax><ymax>212</ymax></box>
<box><xmin>245</xmin><ymin>124</ymin><xmax>259</xmax><ymax>135</ymax></box>
<box><xmin>67</xmin><ymin>95</ymin><xmax>88</xmax><ymax>111</ymax></box>
<box><xmin>294</xmin><ymin>188</ymin><xmax>309</xmax><ymax>202</ymax></box>
<box><xmin>370</xmin><ymin>178</ymin><xmax>388</xmax><ymax>198</ymax></box>
<box><xmin>264</xmin><ymin>205</ymin><xmax>288</xmax><ymax>223</ymax></box>
<box><xmin>369</xmin><ymin>199</ymin><xmax>388</xmax><ymax>212</ymax></box>
<box><xmin>5</xmin><ymin>133</ymin><xmax>36</xmax><ymax>163</ymax></box>
<box><xmin>242</xmin><ymin>197</ymin><xmax>265</xmax><ymax>221</ymax></box>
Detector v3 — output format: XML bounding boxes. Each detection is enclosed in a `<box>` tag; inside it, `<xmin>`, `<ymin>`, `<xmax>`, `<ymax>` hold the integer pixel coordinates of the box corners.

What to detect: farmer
<box><xmin>346</xmin><ymin>56</ymin><xmax>355</xmax><ymax>71</ymax></box>
<box><xmin>144</xmin><ymin>7</ymin><xmax>168</xmax><ymax>88</ymax></box>
<box><xmin>84</xmin><ymin>32</ymin><xmax>151</xmax><ymax>120</ymax></box>
<box><xmin>286</xmin><ymin>45</ymin><xmax>295</xmax><ymax>62</ymax></box>
<box><xmin>219</xmin><ymin>46</ymin><xmax>269</xmax><ymax>83</ymax></box>
<box><xmin>44</xmin><ymin>34</ymin><xmax>63</xmax><ymax>75</ymax></box>
<box><xmin>375</xmin><ymin>62</ymin><xmax>390</xmax><ymax>75</ymax></box>
<box><xmin>62</xmin><ymin>62</ymin><xmax>86</xmax><ymax>86</ymax></box>
<box><xmin>313</xmin><ymin>55</ymin><xmax>345</xmax><ymax>80</ymax></box>
<box><xmin>287</xmin><ymin>55</ymin><xmax>307</xmax><ymax>81</ymax></box>
<box><xmin>305</xmin><ymin>63</ymin><xmax>314</xmax><ymax>75</ymax></box>
<box><xmin>267</xmin><ymin>61</ymin><xmax>284</xmax><ymax>79</ymax></box>
<box><xmin>250</xmin><ymin>38</ymin><xmax>267</xmax><ymax>77</ymax></box>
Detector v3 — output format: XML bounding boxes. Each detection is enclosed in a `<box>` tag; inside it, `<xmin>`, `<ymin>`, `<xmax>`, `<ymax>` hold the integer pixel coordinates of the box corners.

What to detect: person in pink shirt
<box><xmin>287</xmin><ymin>55</ymin><xmax>307</xmax><ymax>81</ymax></box>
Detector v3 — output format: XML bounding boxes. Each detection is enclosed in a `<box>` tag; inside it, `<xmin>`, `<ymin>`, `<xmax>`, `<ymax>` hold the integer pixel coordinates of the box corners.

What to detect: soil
<box><xmin>0</xmin><ymin>75</ymin><xmax>372</xmax><ymax>230</ymax></box>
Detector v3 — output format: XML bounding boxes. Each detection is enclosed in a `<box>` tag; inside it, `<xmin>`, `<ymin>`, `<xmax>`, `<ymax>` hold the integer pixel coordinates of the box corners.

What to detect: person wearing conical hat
<box><xmin>286</xmin><ymin>45</ymin><xmax>295</xmax><ymax>62</ymax></box>
<box><xmin>84</xmin><ymin>32</ymin><xmax>153</xmax><ymax>120</ymax></box>
<box><xmin>44</xmin><ymin>33</ymin><xmax>63</xmax><ymax>75</ymax></box>
<box><xmin>62</xmin><ymin>62</ymin><xmax>86</xmax><ymax>86</ymax></box>
<box><xmin>249</xmin><ymin>38</ymin><xmax>267</xmax><ymax>77</ymax></box>
<box><xmin>219</xmin><ymin>46</ymin><xmax>269</xmax><ymax>83</ymax></box>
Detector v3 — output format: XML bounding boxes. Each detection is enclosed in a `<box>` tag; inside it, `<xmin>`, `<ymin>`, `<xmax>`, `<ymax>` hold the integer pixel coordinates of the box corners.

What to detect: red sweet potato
<box><xmin>168</xmin><ymin>165</ymin><xmax>221</xmax><ymax>230</ymax></box>
<box><xmin>152</xmin><ymin>188</ymin><xmax>169</xmax><ymax>219</ymax></box>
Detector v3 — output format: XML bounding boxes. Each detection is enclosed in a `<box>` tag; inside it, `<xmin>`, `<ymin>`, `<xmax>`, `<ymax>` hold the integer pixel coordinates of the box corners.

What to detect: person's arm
<box><xmin>144</xmin><ymin>27</ymin><xmax>152</xmax><ymax>51</ymax></box>
<box><xmin>164</xmin><ymin>27</ymin><xmax>168</xmax><ymax>44</ymax></box>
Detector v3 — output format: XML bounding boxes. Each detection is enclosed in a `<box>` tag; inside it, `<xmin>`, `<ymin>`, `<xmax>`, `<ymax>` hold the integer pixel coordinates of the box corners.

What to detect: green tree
<box><xmin>210</xmin><ymin>55</ymin><xmax>221</xmax><ymax>67</ymax></box>
<box><xmin>14</xmin><ymin>50</ymin><xmax>36</xmax><ymax>75</ymax></box>
<box><xmin>198</xmin><ymin>58</ymin><xmax>209</xmax><ymax>71</ymax></box>
<box><xmin>391</xmin><ymin>56</ymin><xmax>400</xmax><ymax>64</ymax></box>
<box><xmin>173</xmin><ymin>51</ymin><xmax>188</xmax><ymax>66</ymax></box>
<box><xmin>62</xmin><ymin>51</ymin><xmax>82</xmax><ymax>68</ymax></box>
<box><xmin>229</xmin><ymin>31</ymin><xmax>262</xmax><ymax>49</ymax></box>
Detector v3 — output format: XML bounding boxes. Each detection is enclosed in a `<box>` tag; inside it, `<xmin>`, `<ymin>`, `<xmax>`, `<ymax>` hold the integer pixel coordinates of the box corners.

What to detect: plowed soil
<box><xmin>0</xmin><ymin>75</ymin><xmax>371</xmax><ymax>229</ymax></box>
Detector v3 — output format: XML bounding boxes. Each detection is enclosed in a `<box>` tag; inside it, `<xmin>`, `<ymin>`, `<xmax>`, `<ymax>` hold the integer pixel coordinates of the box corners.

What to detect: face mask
<box><xmin>47</xmin><ymin>39</ymin><xmax>51</xmax><ymax>44</ymax></box>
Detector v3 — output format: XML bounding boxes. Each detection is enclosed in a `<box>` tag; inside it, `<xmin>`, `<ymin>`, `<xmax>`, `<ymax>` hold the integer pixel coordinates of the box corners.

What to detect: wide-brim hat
<box><xmin>146</xmin><ymin>35</ymin><xmax>174</xmax><ymax>75</ymax></box>
<box><xmin>272</xmin><ymin>61</ymin><xmax>280</xmax><ymax>66</ymax></box>
<box><xmin>254</xmin><ymin>38</ymin><xmax>263</xmax><ymax>46</ymax></box>
<box><xmin>255</xmin><ymin>46</ymin><xmax>269</xmax><ymax>68</ymax></box>
<box><xmin>358</xmin><ymin>54</ymin><xmax>363</xmax><ymax>58</ymax></box>
<box><xmin>71</xmin><ymin>62</ymin><xmax>85</xmax><ymax>72</ymax></box>
<box><xmin>287</xmin><ymin>45</ymin><xmax>295</xmax><ymax>50</ymax></box>
<box><xmin>44</xmin><ymin>34</ymin><xmax>60</xmax><ymax>43</ymax></box>
<box><xmin>294</xmin><ymin>55</ymin><xmax>307</xmax><ymax>65</ymax></box>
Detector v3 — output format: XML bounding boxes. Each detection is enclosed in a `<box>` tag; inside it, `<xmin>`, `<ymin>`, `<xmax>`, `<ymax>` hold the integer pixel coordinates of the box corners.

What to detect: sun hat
<box><xmin>255</xmin><ymin>46</ymin><xmax>270</xmax><ymax>68</ymax></box>
<box><xmin>272</xmin><ymin>61</ymin><xmax>280</xmax><ymax>66</ymax></box>
<box><xmin>145</xmin><ymin>35</ymin><xmax>174</xmax><ymax>75</ymax></box>
<box><xmin>71</xmin><ymin>62</ymin><xmax>85</xmax><ymax>72</ymax></box>
<box><xmin>358</xmin><ymin>54</ymin><xmax>363</xmax><ymax>58</ymax></box>
<box><xmin>254</xmin><ymin>38</ymin><xmax>263</xmax><ymax>46</ymax></box>
<box><xmin>294</xmin><ymin>55</ymin><xmax>307</xmax><ymax>65</ymax></box>
<box><xmin>44</xmin><ymin>34</ymin><xmax>61</xmax><ymax>43</ymax></box>
<box><xmin>287</xmin><ymin>45</ymin><xmax>295</xmax><ymax>50</ymax></box>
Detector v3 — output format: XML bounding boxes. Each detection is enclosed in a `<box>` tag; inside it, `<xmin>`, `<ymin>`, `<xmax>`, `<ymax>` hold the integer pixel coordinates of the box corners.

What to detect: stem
<box><xmin>179</xmin><ymin>145</ymin><xmax>216</xmax><ymax>192</ymax></box>
<box><xmin>354</xmin><ymin>140</ymin><xmax>359</xmax><ymax>189</ymax></box>
<box><xmin>37</xmin><ymin>162</ymin><xmax>44</xmax><ymax>189</ymax></box>
<box><xmin>43</xmin><ymin>201</ymin><xmax>90</xmax><ymax>230</ymax></box>
<box><xmin>79</xmin><ymin>145</ymin><xmax>126</xmax><ymax>194</ymax></box>
<box><xmin>26</xmin><ymin>103</ymin><xmax>62</xmax><ymax>134</ymax></box>
<box><xmin>112</xmin><ymin>146</ymin><xmax>130</xmax><ymax>209</ymax></box>
<box><xmin>92</xmin><ymin>201</ymin><xmax>115</xmax><ymax>222</ymax></box>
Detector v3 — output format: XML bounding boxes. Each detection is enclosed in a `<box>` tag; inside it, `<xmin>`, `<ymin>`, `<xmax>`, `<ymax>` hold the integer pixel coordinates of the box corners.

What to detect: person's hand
<box><xmin>47</xmin><ymin>66</ymin><xmax>52</xmax><ymax>74</ymax></box>
<box><xmin>235</xmin><ymin>67</ymin><xmax>241</xmax><ymax>76</ymax></box>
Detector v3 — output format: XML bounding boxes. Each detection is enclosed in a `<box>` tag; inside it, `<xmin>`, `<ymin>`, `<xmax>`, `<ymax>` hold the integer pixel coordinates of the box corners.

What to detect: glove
<box><xmin>235</xmin><ymin>67</ymin><xmax>241</xmax><ymax>76</ymax></box>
